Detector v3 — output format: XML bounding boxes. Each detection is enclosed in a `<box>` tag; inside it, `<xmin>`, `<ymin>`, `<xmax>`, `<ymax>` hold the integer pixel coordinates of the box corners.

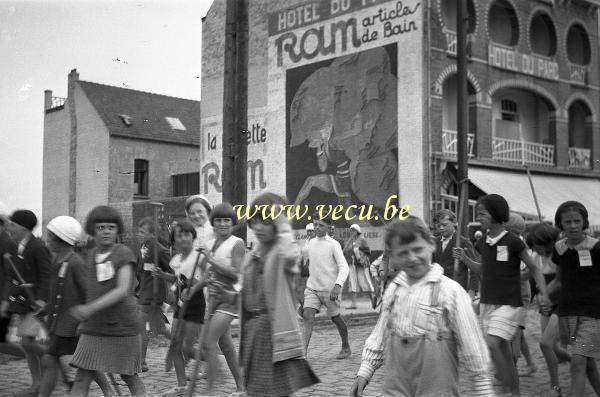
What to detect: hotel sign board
<box><xmin>488</xmin><ymin>43</ymin><xmax>559</xmax><ymax>81</ymax></box>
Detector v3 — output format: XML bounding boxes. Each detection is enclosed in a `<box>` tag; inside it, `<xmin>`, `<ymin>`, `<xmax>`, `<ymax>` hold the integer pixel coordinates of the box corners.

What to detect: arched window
<box><xmin>492</xmin><ymin>88</ymin><xmax>555</xmax><ymax>167</ymax></box>
<box><xmin>529</xmin><ymin>13</ymin><xmax>557</xmax><ymax>57</ymax></box>
<box><xmin>488</xmin><ymin>0</ymin><xmax>519</xmax><ymax>46</ymax></box>
<box><xmin>566</xmin><ymin>23</ymin><xmax>591</xmax><ymax>65</ymax></box>
<box><xmin>568</xmin><ymin>100</ymin><xmax>593</xmax><ymax>169</ymax></box>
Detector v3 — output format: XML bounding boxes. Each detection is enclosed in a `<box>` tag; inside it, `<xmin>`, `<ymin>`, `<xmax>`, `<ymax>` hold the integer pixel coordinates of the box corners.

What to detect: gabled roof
<box><xmin>78</xmin><ymin>81</ymin><xmax>200</xmax><ymax>146</ymax></box>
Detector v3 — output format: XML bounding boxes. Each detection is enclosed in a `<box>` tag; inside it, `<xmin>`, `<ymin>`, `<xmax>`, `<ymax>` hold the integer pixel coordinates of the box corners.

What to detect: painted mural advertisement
<box><xmin>286</xmin><ymin>45</ymin><xmax>399</xmax><ymax>228</ymax></box>
<box><xmin>268</xmin><ymin>0</ymin><xmax>424</xmax><ymax>249</ymax></box>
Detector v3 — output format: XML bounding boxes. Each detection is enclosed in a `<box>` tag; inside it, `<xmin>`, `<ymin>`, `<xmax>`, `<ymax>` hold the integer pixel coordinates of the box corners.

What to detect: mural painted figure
<box><xmin>287</xmin><ymin>45</ymin><xmax>398</xmax><ymax>225</ymax></box>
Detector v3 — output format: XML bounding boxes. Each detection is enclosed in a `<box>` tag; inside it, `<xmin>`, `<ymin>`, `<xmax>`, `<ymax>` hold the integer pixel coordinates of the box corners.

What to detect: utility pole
<box><xmin>222</xmin><ymin>0</ymin><xmax>248</xmax><ymax>240</ymax></box>
<box><xmin>454</xmin><ymin>0</ymin><xmax>470</xmax><ymax>277</ymax></box>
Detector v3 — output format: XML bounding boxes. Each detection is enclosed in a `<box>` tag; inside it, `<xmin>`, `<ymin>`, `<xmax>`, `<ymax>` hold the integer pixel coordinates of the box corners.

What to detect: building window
<box><xmin>119</xmin><ymin>114</ymin><xmax>133</xmax><ymax>126</ymax></box>
<box><xmin>566</xmin><ymin>23</ymin><xmax>591</xmax><ymax>65</ymax></box>
<box><xmin>529</xmin><ymin>13</ymin><xmax>557</xmax><ymax>57</ymax></box>
<box><xmin>488</xmin><ymin>0</ymin><xmax>519</xmax><ymax>46</ymax></box>
<box><xmin>134</xmin><ymin>159</ymin><xmax>149</xmax><ymax>197</ymax></box>
<box><xmin>441</xmin><ymin>0</ymin><xmax>476</xmax><ymax>33</ymax></box>
<box><xmin>172</xmin><ymin>172</ymin><xmax>199</xmax><ymax>197</ymax></box>
<box><xmin>501</xmin><ymin>99</ymin><xmax>518</xmax><ymax>122</ymax></box>
<box><xmin>165</xmin><ymin>117</ymin><xmax>186</xmax><ymax>131</ymax></box>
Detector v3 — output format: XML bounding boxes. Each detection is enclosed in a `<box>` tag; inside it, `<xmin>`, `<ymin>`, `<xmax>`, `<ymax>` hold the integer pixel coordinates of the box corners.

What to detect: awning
<box><xmin>468</xmin><ymin>167</ymin><xmax>600</xmax><ymax>228</ymax></box>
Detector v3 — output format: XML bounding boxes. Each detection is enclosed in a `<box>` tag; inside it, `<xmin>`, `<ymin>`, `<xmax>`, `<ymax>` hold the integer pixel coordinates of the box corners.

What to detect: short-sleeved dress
<box><xmin>71</xmin><ymin>244</ymin><xmax>142</xmax><ymax>375</ymax></box>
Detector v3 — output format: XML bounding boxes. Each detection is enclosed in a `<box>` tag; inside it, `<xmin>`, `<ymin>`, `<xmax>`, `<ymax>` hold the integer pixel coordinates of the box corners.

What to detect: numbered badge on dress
<box><xmin>96</xmin><ymin>261</ymin><xmax>115</xmax><ymax>282</ymax></box>
<box><xmin>496</xmin><ymin>245</ymin><xmax>508</xmax><ymax>262</ymax></box>
<box><xmin>578</xmin><ymin>250</ymin><xmax>593</xmax><ymax>267</ymax></box>
<box><xmin>143</xmin><ymin>263</ymin><xmax>155</xmax><ymax>271</ymax></box>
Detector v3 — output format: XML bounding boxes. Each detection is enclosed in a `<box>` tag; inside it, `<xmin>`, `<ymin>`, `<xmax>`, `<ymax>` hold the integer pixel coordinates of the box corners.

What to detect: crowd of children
<box><xmin>0</xmin><ymin>193</ymin><xmax>319</xmax><ymax>397</ymax></box>
<box><xmin>1</xmin><ymin>192</ymin><xmax>600</xmax><ymax>397</ymax></box>
<box><xmin>355</xmin><ymin>195</ymin><xmax>600</xmax><ymax>397</ymax></box>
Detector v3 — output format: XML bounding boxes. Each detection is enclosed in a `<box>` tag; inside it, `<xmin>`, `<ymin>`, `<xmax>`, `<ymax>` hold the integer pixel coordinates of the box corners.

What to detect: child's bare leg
<box><xmin>487</xmin><ymin>335</ymin><xmax>520</xmax><ymax>395</ymax></box>
<box><xmin>204</xmin><ymin>312</ymin><xmax>236</xmax><ymax>393</ymax></box>
<box><xmin>570</xmin><ymin>354</ymin><xmax>588</xmax><ymax>396</ymax></box>
<box><xmin>120</xmin><ymin>373</ymin><xmax>146</xmax><ymax>397</ymax></box>
<box><xmin>39</xmin><ymin>355</ymin><xmax>59</xmax><ymax>397</ymax></box>
<box><xmin>218</xmin><ymin>325</ymin><xmax>243</xmax><ymax>391</ymax></box>
<box><xmin>71</xmin><ymin>368</ymin><xmax>95</xmax><ymax>397</ymax></box>
<box><xmin>585</xmin><ymin>357</ymin><xmax>600</xmax><ymax>395</ymax></box>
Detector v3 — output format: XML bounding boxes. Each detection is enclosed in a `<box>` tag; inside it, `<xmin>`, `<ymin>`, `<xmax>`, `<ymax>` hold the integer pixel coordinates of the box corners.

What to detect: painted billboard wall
<box><xmin>200</xmin><ymin>0</ymin><xmax>426</xmax><ymax>250</ymax></box>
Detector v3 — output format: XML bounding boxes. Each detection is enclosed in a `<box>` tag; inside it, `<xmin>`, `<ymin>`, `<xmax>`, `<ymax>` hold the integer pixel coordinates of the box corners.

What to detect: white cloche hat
<box><xmin>47</xmin><ymin>216</ymin><xmax>83</xmax><ymax>246</ymax></box>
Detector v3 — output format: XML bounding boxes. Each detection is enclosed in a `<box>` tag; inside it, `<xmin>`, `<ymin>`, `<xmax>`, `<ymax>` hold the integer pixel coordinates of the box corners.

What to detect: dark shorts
<box><xmin>174</xmin><ymin>291</ymin><xmax>206</xmax><ymax>324</ymax></box>
<box><xmin>47</xmin><ymin>335</ymin><xmax>79</xmax><ymax>357</ymax></box>
<box><xmin>0</xmin><ymin>316</ymin><xmax>10</xmax><ymax>343</ymax></box>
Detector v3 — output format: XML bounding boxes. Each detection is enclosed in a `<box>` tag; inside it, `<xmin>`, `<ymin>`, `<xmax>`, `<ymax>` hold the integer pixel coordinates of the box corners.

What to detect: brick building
<box><xmin>42</xmin><ymin>69</ymin><xmax>200</xmax><ymax>237</ymax></box>
<box><xmin>430</xmin><ymin>0</ymin><xmax>600</xmax><ymax>231</ymax></box>
<box><xmin>201</xmin><ymin>0</ymin><xmax>600</xmax><ymax>250</ymax></box>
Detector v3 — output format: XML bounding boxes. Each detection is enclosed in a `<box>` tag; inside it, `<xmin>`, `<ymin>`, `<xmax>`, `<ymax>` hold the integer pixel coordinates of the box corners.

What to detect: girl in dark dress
<box><xmin>551</xmin><ymin>201</ymin><xmax>600</xmax><ymax>397</ymax></box>
<box><xmin>70</xmin><ymin>206</ymin><xmax>145</xmax><ymax>396</ymax></box>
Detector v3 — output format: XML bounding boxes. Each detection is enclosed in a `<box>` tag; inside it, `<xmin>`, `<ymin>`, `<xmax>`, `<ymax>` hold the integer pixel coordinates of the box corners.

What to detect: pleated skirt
<box><xmin>71</xmin><ymin>334</ymin><xmax>142</xmax><ymax>375</ymax></box>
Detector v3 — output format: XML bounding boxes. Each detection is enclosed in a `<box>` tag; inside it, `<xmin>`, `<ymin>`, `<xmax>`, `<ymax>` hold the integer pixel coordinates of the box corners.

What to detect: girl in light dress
<box><xmin>191</xmin><ymin>203</ymin><xmax>244</xmax><ymax>395</ymax></box>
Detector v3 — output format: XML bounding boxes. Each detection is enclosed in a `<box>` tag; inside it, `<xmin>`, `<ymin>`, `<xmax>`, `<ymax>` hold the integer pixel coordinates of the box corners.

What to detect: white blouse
<box><xmin>193</xmin><ymin>223</ymin><xmax>214</xmax><ymax>250</ymax></box>
<box><xmin>169</xmin><ymin>250</ymin><xmax>203</xmax><ymax>281</ymax></box>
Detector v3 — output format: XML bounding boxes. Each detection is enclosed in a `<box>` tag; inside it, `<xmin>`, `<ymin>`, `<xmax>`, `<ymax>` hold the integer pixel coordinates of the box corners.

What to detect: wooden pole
<box><xmin>221</xmin><ymin>0</ymin><xmax>237</xmax><ymax>205</ymax></box>
<box><xmin>222</xmin><ymin>0</ymin><xmax>248</xmax><ymax>241</ymax></box>
<box><xmin>234</xmin><ymin>0</ymin><xmax>248</xmax><ymax>241</ymax></box>
<box><xmin>454</xmin><ymin>0</ymin><xmax>470</xmax><ymax>280</ymax></box>
<box><xmin>525</xmin><ymin>165</ymin><xmax>543</xmax><ymax>222</ymax></box>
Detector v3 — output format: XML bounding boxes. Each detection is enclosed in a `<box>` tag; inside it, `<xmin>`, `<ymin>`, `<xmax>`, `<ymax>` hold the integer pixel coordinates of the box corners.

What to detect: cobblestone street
<box><xmin>1</xmin><ymin>305</ymin><xmax>599</xmax><ymax>396</ymax></box>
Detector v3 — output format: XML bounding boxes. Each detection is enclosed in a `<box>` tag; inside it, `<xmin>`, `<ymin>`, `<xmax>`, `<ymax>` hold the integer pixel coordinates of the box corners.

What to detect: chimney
<box><xmin>68</xmin><ymin>69</ymin><xmax>79</xmax><ymax>92</ymax></box>
<box><xmin>44</xmin><ymin>90</ymin><xmax>52</xmax><ymax>111</ymax></box>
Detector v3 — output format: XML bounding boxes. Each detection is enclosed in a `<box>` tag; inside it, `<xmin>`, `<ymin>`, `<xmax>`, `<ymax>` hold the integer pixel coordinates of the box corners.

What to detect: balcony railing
<box><xmin>569</xmin><ymin>64</ymin><xmax>588</xmax><ymax>85</ymax></box>
<box><xmin>569</xmin><ymin>147</ymin><xmax>591</xmax><ymax>169</ymax></box>
<box><xmin>492</xmin><ymin>137</ymin><xmax>555</xmax><ymax>167</ymax></box>
<box><xmin>51</xmin><ymin>96</ymin><xmax>66</xmax><ymax>109</ymax></box>
<box><xmin>445</xmin><ymin>30</ymin><xmax>457</xmax><ymax>56</ymax></box>
<box><xmin>442</xmin><ymin>129</ymin><xmax>475</xmax><ymax>157</ymax></box>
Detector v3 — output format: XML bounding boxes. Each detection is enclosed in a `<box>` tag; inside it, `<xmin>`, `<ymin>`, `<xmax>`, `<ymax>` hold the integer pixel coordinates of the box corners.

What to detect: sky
<box><xmin>0</xmin><ymin>0</ymin><xmax>213</xmax><ymax>226</ymax></box>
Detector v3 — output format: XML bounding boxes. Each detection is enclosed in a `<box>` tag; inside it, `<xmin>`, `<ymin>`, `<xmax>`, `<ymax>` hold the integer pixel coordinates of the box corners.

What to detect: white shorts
<box><xmin>16</xmin><ymin>312</ymin><xmax>43</xmax><ymax>338</ymax></box>
<box><xmin>480</xmin><ymin>304</ymin><xmax>521</xmax><ymax>341</ymax></box>
<box><xmin>303</xmin><ymin>288</ymin><xmax>340</xmax><ymax>317</ymax></box>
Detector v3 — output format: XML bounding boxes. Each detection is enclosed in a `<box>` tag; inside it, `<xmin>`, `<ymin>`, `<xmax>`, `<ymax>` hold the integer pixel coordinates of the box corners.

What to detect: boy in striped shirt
<box><xmin>351</xmin><ymin>217</ymin><xmax>493</xmax><ymax>396</ymax></box>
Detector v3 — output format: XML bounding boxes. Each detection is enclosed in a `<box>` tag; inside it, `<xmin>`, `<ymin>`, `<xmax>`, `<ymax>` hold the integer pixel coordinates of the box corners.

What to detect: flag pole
<box><xmin>454</xmin><ymin>0</ymin><xmax>470</xmax><ymax>280</ymax></box>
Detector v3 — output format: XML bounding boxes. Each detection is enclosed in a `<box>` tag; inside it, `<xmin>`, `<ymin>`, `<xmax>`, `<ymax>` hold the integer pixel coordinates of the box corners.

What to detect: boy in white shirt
<box><xmin>302</xmin><ymin>215</ymin><xmax>351</xmax><ymax>359</ymax></box>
